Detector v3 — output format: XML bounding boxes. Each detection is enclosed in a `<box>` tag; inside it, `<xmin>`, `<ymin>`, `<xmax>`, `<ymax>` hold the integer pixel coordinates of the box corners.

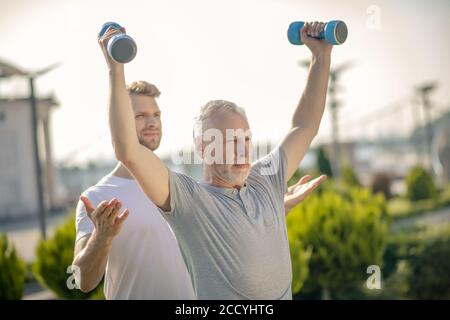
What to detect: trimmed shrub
<box><xmin>287</xmin><ymin>184</ymin><xmax>389</xmax><ymax>298</ymax></box>
<box><xmin>341</xmin><ymin>166</ymin><xmax>361</xmax><ymax>187</ymax></box>
<box><xmin>288</xmin><ymin>237</ymin><xmax>312</xmax><ymax>296</ymax></box>
<box><xmin>382</xmin><ymin>225</ymin><xmax>450</xmax><ymax>299</ymax></box>
<box><xmin>33</xmin><ymin>213</ymin><xmax>104</xmax><ymax>299</ymax></box>
<box><xmin>405</xmin><ymin>166</ymin><xmax>437</xmax><ymax>201</ymax></box>
<box><xmin>408</xmin><ymin>235</ymin><xmax>450</xmax><ymax>299</ymax></box>
<box><xmin>0</xmin><ymin>234</ymin><xmax>26</xmax><ymax>299</ymax></box>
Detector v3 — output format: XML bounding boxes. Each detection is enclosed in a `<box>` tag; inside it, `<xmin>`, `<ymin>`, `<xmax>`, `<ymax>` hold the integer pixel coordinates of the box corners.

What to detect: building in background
<box><xmin>0</xmin><ymin>59</ymin><xmax>60</xmax><ymax>221</ymax></box>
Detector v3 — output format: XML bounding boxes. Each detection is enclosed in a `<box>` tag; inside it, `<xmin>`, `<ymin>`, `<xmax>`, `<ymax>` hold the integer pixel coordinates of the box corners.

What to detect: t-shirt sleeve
<box><xmin>75</xmin><ymin>191</ymin><xmax>103</xmax><ymax>243</ymax></box>
<box><xmin>158</xmin><ymin>170</ymin><xmax>199</xmax><ymax>219</ymax></box>
<box><xmin>251</xmin><ymin>145</ymin><xmax>289</xmax><ymax>198</ymax></box>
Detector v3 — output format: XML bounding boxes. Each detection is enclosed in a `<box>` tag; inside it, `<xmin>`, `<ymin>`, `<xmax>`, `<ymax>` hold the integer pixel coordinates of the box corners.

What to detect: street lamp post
<box><xmin>29</xmin><ymin>76</ymin><xmax>47</xmax><ymax>239</ymax></box>
<box><xmin>416</xmin><ymin>82</ymin><xmax>437</xmax><ymax>174</ymax></box>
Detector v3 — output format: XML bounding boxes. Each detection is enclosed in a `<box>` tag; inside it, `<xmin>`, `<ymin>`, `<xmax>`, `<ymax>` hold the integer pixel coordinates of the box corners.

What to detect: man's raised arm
<box><xmin>280</xmin><ymin>21</ymin><xmax>332</xmax><ymax>180</ymax></box>
<box><xmin>99</xmin><ymin>27</ymin><xmax>170</xmax><ymax>211</ymax></box>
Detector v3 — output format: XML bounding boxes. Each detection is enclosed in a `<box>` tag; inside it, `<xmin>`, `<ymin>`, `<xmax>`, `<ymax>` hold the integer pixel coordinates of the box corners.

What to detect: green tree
<box><xmin>0</xmin><ymin>234</ymin><xmax>26</xmax><ymax>299</ymax></box>
<box><xmin>316</xmin><ymin>146</ymin><xmax>333</xmax><ymax>178</ymax></box>
<box><xmin>405</xmin><ymin>166</ymin><xmax>437</xmax><ymax>201</ymax></box>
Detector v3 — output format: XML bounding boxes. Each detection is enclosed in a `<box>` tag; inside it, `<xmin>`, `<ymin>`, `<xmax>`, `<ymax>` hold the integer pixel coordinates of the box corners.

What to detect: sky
<box><xmin>1</xmin><ymin>0</ymin><xmax>449</xmax><ymax>166</ymax></box>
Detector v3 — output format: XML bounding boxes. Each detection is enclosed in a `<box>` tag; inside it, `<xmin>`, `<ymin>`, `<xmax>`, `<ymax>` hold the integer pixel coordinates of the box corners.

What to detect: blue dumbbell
<box><xmin>287</xmin><ymin>20</ymin><xmax>348</xmax><ymax>45</ymax></box>
<box><xmin>98</xmin><ymin>22</ymin><xmax>137</xmax><ymax>63</ymax></box>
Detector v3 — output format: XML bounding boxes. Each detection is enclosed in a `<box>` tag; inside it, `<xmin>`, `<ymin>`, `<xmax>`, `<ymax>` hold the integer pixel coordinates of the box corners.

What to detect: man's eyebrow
<box><xmin>135</xmin><ymin>111</ymin><xmax>161</xmax><ymax>115</ymax></box>
<box><xmin>225</xmin><ymin>135</ymin><xmax>252</xmax><ymax>142</ymax></box>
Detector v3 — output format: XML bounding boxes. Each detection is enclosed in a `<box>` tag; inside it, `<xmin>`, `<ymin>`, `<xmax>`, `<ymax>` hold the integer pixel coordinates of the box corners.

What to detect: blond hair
<box><xmin>126</xmin><ymin>80</ymin><xmax>161</xmax><ymax>97</ymax></box>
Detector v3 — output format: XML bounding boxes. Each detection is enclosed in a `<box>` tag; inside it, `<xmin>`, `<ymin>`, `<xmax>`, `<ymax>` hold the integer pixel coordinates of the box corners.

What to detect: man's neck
<box><xmin>110</xmin><ymin>162</ymin><xmax>134</xmax><ymax>180</ymax></box>
<box><xmin>202</xmin><ymin>169</ymin><xmax>245</xmax><ymax>190</ymax></box>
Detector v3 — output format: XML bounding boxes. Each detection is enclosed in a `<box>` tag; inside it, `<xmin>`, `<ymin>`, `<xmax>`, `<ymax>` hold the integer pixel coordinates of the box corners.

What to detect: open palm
<box><xmin>284</xmin><ymin>174</ymin><xmax>327</xmax><ymax>214</ymax></box>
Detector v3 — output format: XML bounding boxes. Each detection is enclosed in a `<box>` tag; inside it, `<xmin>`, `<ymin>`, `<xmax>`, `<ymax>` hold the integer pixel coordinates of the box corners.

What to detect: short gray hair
<box><xmin>193</xmin><ymin>100</ymin><xmax>248</xmax><ymax>139</ymax></box>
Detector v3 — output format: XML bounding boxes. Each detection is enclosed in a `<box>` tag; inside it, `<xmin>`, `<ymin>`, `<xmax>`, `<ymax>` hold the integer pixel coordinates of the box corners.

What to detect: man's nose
<box><xmin>235</xmin><ymin>142</ymin><xmax>249</xmax><ymax>161</ymax></box>
<box><xmin>145</xmin><ymin>116</ymin><xmax>158</xmax><ymax>127</ymax></box>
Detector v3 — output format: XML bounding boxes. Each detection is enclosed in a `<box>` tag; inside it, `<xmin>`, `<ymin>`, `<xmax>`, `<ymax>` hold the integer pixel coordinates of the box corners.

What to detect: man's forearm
<box><xmin>108</xmin><ymin>66</ymin><xmax>140</xmax><ymax>162</ymax></box>
<box><xmin>279</xmin><ymin>53</ymin><xmax>331</xmax><ymax>180</ymax></box>
<box><xmin>73</xmin><ymin>231</ymin><xmax>112</xmax><ymax>293</ymax></box>
<box><xmin>292</xmin><ymin>53</ymin><xmax>331</xmax><ymax>134</ymax></box>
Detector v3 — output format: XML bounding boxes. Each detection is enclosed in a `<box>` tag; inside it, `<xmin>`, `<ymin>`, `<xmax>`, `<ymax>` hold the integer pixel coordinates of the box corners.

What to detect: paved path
<box><xmin>392</xmin><ymin>206</ymin><xmax>450</xmax><ymax>231</ymax></box>
<box><xmin>0</xmin><ymin>211</ymin><xmax>68</xmax><ymax>262</ymax></box>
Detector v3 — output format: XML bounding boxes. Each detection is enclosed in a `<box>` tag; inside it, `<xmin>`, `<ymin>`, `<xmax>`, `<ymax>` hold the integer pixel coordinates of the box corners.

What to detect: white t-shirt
<box><xmin>75</xmin><ymin>174</ymin><xmax>196</xmax><ymax>300</ymax></box>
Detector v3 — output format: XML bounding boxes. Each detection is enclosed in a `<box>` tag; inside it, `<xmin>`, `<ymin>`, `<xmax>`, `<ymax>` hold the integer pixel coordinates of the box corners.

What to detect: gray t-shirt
<box><xmin>159</xmin><ymin>146</ymin><xmax>292</xmax><ymax>299</ymax></box>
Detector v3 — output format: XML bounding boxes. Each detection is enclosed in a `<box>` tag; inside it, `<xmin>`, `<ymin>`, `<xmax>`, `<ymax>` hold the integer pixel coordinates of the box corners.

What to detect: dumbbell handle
<box><xmin>287</xmin><ymin>20</ymin><xmax>348</xmax><ymax>45</ymax></box>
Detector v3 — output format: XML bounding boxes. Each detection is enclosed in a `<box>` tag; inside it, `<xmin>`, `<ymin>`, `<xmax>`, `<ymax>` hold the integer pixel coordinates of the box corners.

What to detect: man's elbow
<box><xmin>77</xmin><ymin>272</ymin><xmax>99</xmax><ymax>293</ymax></box>
<box><xmin>79</xmin><ymin>282</ymin><xmax>95</xmax><ymax>294</ymax></box>
<box><xmin>79</xmin><ymin>278</ymin><xmax>102</xmax><ymax>293</ymax></box>
<box><xmin>309</xmin><ymin>127</ymin><xmax>320</xmax><ymax>139</ymax></box>
<box><xmin>71</xmin><ymin>262</ymin><xmax>95</xmax><ymax>293</ymax></box>
<box><xmin>114</xmin><ymin>149</ymin><xmax>129</xmax><ymax>165</ymax></box>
